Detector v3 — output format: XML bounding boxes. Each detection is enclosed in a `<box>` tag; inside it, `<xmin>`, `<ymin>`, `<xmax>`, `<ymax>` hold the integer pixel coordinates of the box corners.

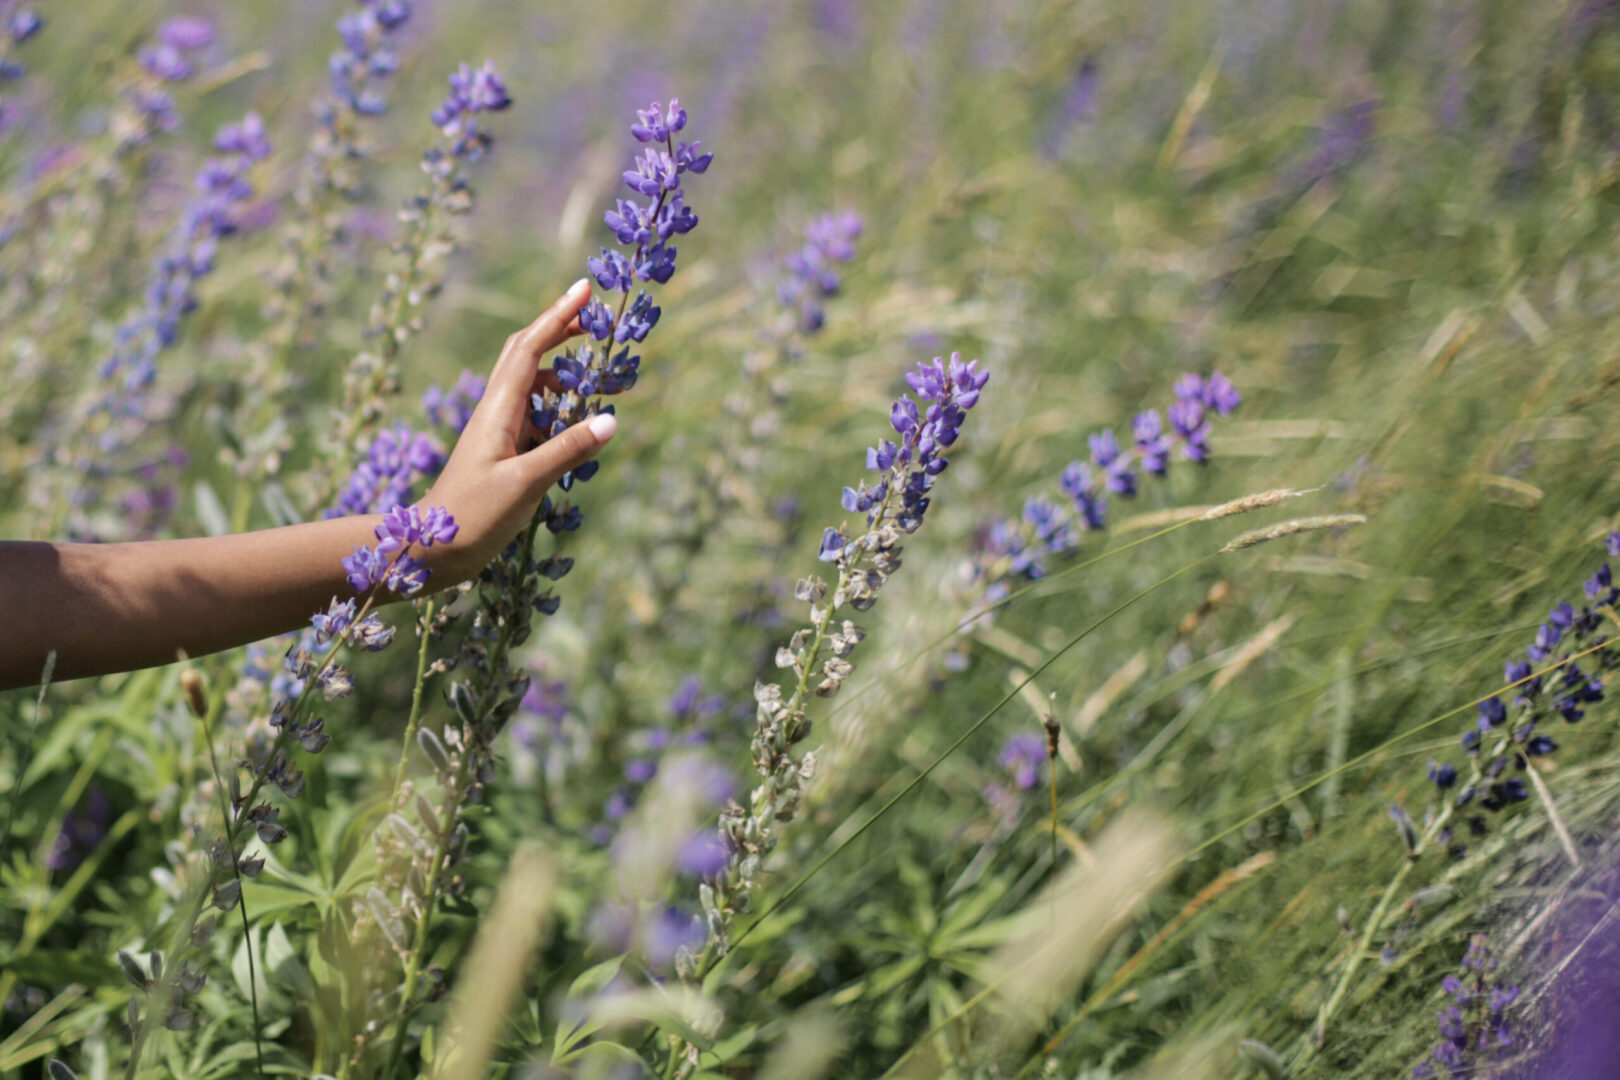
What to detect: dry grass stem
<box><xmin>1220</xmin><ymin>514</ymin><xmax>1369</xmax><ymax>553</ymax></box>
<box><xmin>1196</xmin><ymin>487</ymin><xmax>1308</xmax><ymax>522</ymax></box>
<box><xmin>431</xmin><ymin>847</ymin><xmax>557</xmax><ymax>1080</ymax></box>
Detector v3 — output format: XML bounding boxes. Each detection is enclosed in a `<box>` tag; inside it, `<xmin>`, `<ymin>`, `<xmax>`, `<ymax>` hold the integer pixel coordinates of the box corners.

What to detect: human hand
<box><xmin>421</xmin><ymin>278</ymin><xmax>617</xmax><ymax>585</ymax></box>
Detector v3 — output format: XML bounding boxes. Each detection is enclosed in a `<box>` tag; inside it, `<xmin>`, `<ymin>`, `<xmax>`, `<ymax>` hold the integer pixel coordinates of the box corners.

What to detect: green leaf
<box><xmin>559</xmin><ymin>1040</ymin><xmax>648</xmax><ymax>1074</ymax></box>
<box><xmin>260</xmin><ymin>482</ymin><xmax>303</xmax><ymax>528</ymax></box>
<box><xmin>232</xmin><ymin>928</ymin><xmax>271</xmax><ymax>1006</ymax></box>
<box><xmin>264</xmin><ymin>923</ymin><xmax>316</xmax><ymax>999</ymax></box>
<box><xmin>553</xmin><ymin>957</ymin><xmax>625</xmax><ymax>1061</ymax></box>
<box><xmin>240</xmin><ymin>882</ymin><xmax>320</xmax><ymax>925</ymax></box>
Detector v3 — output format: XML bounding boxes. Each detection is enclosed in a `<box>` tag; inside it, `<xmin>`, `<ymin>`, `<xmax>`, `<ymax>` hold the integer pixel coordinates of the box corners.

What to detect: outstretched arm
<box><xmin>0</xmin><ymin>279</ymin><xmax>610</xmax><ymax>691</ymax></box>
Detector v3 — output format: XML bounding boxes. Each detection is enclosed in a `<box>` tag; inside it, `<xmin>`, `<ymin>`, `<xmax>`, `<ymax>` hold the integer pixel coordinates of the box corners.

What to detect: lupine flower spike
<box><xmin>970</xmin><ymin>372</ymin><xmax>1240</xmax><ymax>605</ymax></box>
<box><xmin>355</xmin><ymin>100</ymin><xmax>713</xmax><ymax>1075</ymax></box>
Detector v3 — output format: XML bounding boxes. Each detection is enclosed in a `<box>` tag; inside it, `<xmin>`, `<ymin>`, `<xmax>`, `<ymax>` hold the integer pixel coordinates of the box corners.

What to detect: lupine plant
<box><xmin>659</xmin><ymin>354</ymin><xmax>989</xmax><ymax>1075</ymax></box>
<box><xmin>331</xmin><ymin>97</ymin><xmax>714</xmax><ymax>1076</ymax></box>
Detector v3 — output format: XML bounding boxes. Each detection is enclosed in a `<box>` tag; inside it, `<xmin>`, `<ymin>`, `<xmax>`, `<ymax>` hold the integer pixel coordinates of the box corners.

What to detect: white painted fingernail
<box><xmin>587</xmin><ymin>412</ymin><xmax>617</xmax><ymax>441</ymax></box>
<box><xmin>567</xmin><ymin>277</ymin><xmax>590</xmax><ymax>299</ymax></box>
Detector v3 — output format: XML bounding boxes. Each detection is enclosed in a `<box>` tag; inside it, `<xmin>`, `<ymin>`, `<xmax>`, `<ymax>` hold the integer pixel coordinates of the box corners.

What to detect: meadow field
<box><xmin>2</xmin><ymin>1</ymin><xmax>1620</xmax><ymax>1077</ymax></box>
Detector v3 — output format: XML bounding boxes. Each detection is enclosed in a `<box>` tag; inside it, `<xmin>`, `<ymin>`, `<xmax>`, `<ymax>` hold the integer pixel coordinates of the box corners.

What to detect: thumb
<box><xmin>517</xmin><ymin>411</ymin><xmax>618</xmax><ymax>497</ymax></box>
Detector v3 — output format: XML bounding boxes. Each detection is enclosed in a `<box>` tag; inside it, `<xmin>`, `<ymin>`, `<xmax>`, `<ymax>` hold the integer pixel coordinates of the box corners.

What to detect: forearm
<box><xmin>0</xmin><ymin>515</ymin><xmax>454</xmax><ymax>691</ymax></box>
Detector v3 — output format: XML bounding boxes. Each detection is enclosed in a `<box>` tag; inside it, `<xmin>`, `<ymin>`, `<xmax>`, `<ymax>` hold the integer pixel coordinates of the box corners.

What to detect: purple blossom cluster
<box><xmin>777</xmin><ymin>210</ymin><xmax>864</xmax><ymax>333</ymax></box>
<box><xmin>98</xmin><ymin>111</ymin><xmax>265</xmax><ymax>396</ymax></box>
<box><xmin>590</xmin><ymin>753</ymin><xmax>735</xmax><ymax>973</ymax></box>
<box><xmin>326</xmin><ymin>426</ymin><xmax>444</xmax><ymax>518</ymax></box>
<box><xmin>70</xmin><ymin>110</ymin><xmax>269</xmax><ymax>538</ymax></box>
<box><xmin>328</xmin><ymin>0</ymin><xmax>409</xmax><ymax>118</ymax></box>
<box><xmin>97</xmin><ymin>112</ymin><xmax>269</xmax><ymax>403</ymax></box>
<box><xmin>999</xmin><ymin>732</ymin><xmax>1047</xmax><ymax>790</ymax></box>
<box><xmin>982</xmin><ymin>733</ymin><xmax>1047</xmax><ymax>817</ymax></box>
<box><xmin>824</xmin><ymin>353</ymin><xmax>990</xmax><ymax>560</ymax></box>
<box><xmin>125</xmin><ymin>18</ymin><xmax>216</xmax><ymax>137</ymax></box>
<box><xmin>138</xmin><ymin>16</ymin><xmax>214</xmax><ymax>81</ymax></box>
<box><xmin>130</xmin><ymin>506</ymin><xmax>453</xmax><ymax>1054</ymax></box>
<box><xmin>1412</xmin><ymin>936</ymin><xmax>1518</xmax><ymax>1077</ymax></box>
<box><xmin>592</xmin><ymin>678</ymin><xmax>730</xmax><ymax>849</ymax></box>
<box><xmin>1424</xmin><ymin>532</ymin><xmax>1619</xmax><ymax>852</ymax></box>
<box><xmin>341</xmin><ymin>503</ymin><xmax>457</xmax><ymax>598</ymax></box>
<box><xmin>969</xmin><ymin>372</ymin><xmax>1240</xmax><ymax>600</ymax></box>
<box><xmin>430</xmin><ymin>60</ymin><xmax>511</xmax><ymax>161</ymax></box>
<box><xmin>0</xmin><ymin>2</ymin><xmax>44</xmax><ymax>115</ymax></box>
<box><xmin>421</xmin><ymin>370</ymin><xmax>485</xmax><ymax>435</ymax></box>
<box><xmin>45</xmin><ymin>788</ymin><xmax>110</xmax><ymax>873</ymax></box>
<box><xmin>527</xmin><ymin>100</ymin><xmax>711</xmax><ymax>545</ymax></box>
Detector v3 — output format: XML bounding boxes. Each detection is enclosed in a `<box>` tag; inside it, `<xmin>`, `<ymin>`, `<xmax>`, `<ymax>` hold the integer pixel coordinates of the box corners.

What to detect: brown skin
<box><xmin>0</xmin><ymin>279</ymin><xmax>609</xmax><ymax>691</ymax></box>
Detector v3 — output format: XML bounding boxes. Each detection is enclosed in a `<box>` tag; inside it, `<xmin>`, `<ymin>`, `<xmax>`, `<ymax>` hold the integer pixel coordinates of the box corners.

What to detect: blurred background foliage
<box><xmin>4</xmin><ymin>0</ymin><xmax>1620</xmax><ymax>1076</ymax></box>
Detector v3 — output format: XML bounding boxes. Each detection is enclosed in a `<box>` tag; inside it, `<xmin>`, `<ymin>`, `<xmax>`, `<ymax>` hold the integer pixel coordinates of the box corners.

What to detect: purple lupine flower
<box><xmin>678</xmin><ymin>832</ymin><xmax>729</xmax><ymax>877</ymax></box>
<box><xmin>70</xmin><ymin>113</ymin><xmax>271</xmax><ymax>539</ymax></box>
<box><xmin>526</xmin><ymin>100</ymin><xmax>711</xmax><ymax>525</ymax></box>
<box><xmin>342</xmin><ymin>545</ymin><xmax>390</xmax><ymax>593</ymax></box>
<box><xmin>1132</xmin><ymin>410</ymin><xmax>1170</xmax><ymax>475</ymax></box>
<box><xmin>157</xmin><ymin>16</ymin><xmax>213</xmax><ymax>50</ymax></box>
<box><xmin>630</xmin><ymin>98</ymin><xmax>687</xmax><ymax>143</ymax></box>
<box><xmin>999</xmin><ymin>733</ymin><xmax>1046</xmax><ymax>790</ymax></box>
<box><xmin>311</xmin><ymin>598</ymin><xmax>358</xmax><ymax>646</ymax></box>
<box><xmin>8</xmin><ymin>8</ymin><xmax>42</xmax><ymax>44</ymax></box>
<box><xmin>1427</xmin><ymin>533</ymin><xmax>1620</xmax><ymax>844</ymax></box>
<box><xmin>1298</xmin><ymin>98</ymin><xmax>1377</xmax><ymax>188</ymax></box>
<box><xmin>1044</xmin><ymin>56</ymin><xmax>1098</xmax><ymax>156</ymax></box>
<box><xmin>645</xmin><ymin>906</ymin><xmax>705</xmax><ymax>968</ymax></box>
<box><xmin>45</xmin><ymin>788</ymin><xmax>111</xmax><ymax>872</ymax></box>
<box><xmin>327</xmin><ymin>0</ymin><xmax>410</xmax><ymax>117</ymax></box>
<box><xmin>973</xmin><ymin>497</ymin><xmax>1077</xmax><ymax>593</ymax></box>
<box><xmin>431</xmin><ymin>60</ymin><xmax>511</xmax><ymax>160</ymax></box>
<box><xmin>327</xmin><ymin>427</ymin><xmax>444</xmax><ymax>518</ymax></box>
<box><xmin>138</xmin><ymin>43</ymin><xmax>194</xmax><ymax>82</ymax></box>
<box><xmin>968</xmin><ymin>372</ymin><xmax>1240</xmax><ymax>602</ymax></box>
<box><xmin>1413</xmin><ymin>934</ymin><xmax>1517</xmax><ymax>1076</ymax></box>
<box><xmin>777</xmin><ymin>210</ymin><xmax>864</xmax><ymax>333</ymax></box>
<box><xmin>422</xmin><ymin>370</ymin><xmax>485</xmax><ymax>434</ymax></box>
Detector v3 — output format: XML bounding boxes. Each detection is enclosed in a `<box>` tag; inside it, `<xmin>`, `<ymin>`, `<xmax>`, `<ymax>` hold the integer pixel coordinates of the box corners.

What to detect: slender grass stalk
<box><xmin>392</xmin><ymin>597</ymin><xmax>438</xmax><ymax>800</ymax></box>
<box><xmin>197</xmin><ymin>676</ymin><xmax>264</xmax><ymax>1076</ymax></box>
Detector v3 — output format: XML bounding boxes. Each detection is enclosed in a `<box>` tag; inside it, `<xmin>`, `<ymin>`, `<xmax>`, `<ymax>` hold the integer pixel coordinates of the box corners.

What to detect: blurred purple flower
<box><xmin>998</xmin><ymin>733</ymin><xmax>1046</xmax><ymax>791</ymax></box>
<box><xmin>45</xmin><ymin>788</ymin><xmax>110</xmax><ymax>872</ymax></box>
<box><xmin>678</xmin><ymin>832</ymin><xmax>730</xmax><ymax>877</ymax></box>
<box><xmin>157</xmin><ymin>16</ymin><xmax>214</xmax><ymax>51</ymax></box>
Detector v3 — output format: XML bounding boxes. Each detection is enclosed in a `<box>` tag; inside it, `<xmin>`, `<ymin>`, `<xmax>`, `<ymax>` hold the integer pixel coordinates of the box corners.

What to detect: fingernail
<box><xmin>587</xmin><ymin>412</ymin><xmax>618</xmax><ymax>442</ymax></box>
<box><xmin>567</xmin><ymin>277</ymin><xmax>589</xmax><ymax>299</ymax></box>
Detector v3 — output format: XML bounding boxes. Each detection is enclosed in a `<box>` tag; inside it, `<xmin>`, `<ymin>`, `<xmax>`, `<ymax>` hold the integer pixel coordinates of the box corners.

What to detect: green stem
<box><xmin>392</xmin><ymin>598</ymin><xmax>438</xmax><ymax>801</ymax></box>
<box><xmin>199</xmin><ymin>680</ymin><xmax>265</xmax><ymax>1075</ymax></box>
<box><xmin>382</xmin><ymin>596</ymin><xmax>525</xmax><ymax>1077</ymax></box>
<box><xmin>1308</xmin><ymin>790</ymin><xmax>1457</xmax><ymax>1055</ymax></box>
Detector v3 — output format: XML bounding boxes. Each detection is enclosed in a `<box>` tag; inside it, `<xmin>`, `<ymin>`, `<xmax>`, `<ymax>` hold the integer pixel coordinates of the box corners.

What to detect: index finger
<box><xmin>481</xmin><ymin>278</ymin><xmax>592</xmax><ymax>443</ymax></box>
